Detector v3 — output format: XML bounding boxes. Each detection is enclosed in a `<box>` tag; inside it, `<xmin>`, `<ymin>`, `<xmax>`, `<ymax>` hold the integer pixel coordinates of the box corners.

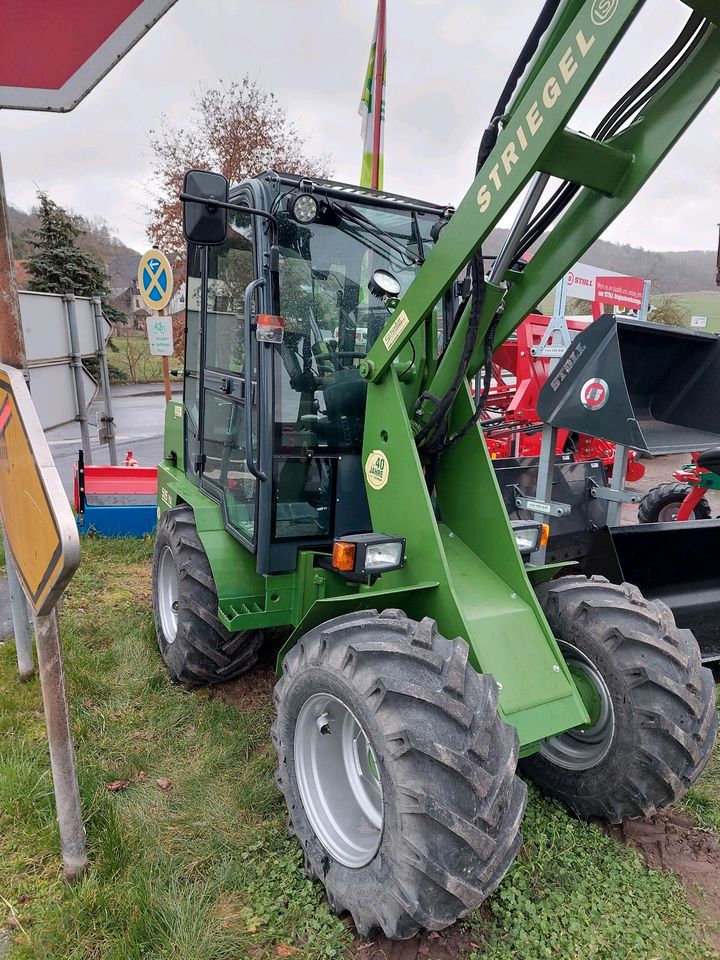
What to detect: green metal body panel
<box><xmin>361</xmin><ymin>369</ymin><xmax>588</xmax><ymax>744</ymax></box>
<box><xmin>158</xmin><ymin>1</ymin><xmax>720</xmax><ymax>750</ymax></box>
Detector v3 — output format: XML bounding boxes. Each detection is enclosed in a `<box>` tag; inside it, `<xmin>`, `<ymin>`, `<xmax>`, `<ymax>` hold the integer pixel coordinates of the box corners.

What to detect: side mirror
<box><xmin>182</xmin><ymin>169</ymin><xmax>229</xmax><ymax>246</ymax></box>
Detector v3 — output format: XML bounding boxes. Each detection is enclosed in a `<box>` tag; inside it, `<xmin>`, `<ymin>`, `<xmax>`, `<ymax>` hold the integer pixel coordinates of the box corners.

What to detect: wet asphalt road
<box><xmin>46</xmin><ymin>382</ymin><xmax>180</xmax><ymax>498</ymax></box>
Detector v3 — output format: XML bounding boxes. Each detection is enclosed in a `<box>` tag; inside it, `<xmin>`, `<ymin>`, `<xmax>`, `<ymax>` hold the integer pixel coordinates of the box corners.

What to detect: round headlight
<box><xmin>291</xmin><ymin>193</ymin><xmax>319</xmax><ymax>224</ymax></box>
<box><xmin>368</xmin><ymin>268</ymin><xmax>402</xmax><ymax>301</ymax></box>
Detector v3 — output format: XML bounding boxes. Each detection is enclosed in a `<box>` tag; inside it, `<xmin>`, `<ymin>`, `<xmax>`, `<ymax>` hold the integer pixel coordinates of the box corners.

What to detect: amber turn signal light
<box><xmin>332</xmin><ymin>541</ymin><xmax>357</xmax><ymax>572</ymax></box>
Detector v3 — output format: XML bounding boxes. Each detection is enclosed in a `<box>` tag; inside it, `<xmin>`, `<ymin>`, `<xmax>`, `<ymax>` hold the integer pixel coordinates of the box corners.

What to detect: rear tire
<box><xmin>272</xmin><ymin>609</ymin><xmax>527</xmax><ymax>939</ymax></box>
<box><xmin>152</xmin><ymin>506</ymin><xmax>263</xmax><ymax>685</ymax></box>
<box><xmin>521</xmin><ymin>576</ymin><xmax>717</xmax><ymax>822</ymax></box>
<box><xmin>638</xmin><ymin>481</ymin><xmax>711</xmax><ymax>523</ymax></box>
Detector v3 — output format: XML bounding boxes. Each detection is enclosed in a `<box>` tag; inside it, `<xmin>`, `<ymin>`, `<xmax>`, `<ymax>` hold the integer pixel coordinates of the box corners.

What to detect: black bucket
<box><xmin>537</xmin><ymin>315</ymin><xmax>720</xmax><ymax>454</ymax></box>
<box><xmin>585</xmin><ymin>521</ymin><xmax>720</xmax><ymax>662</ymax></box>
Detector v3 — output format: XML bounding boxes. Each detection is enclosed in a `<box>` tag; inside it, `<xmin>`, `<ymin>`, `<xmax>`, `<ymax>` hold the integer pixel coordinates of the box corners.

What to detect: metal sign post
<box><xmin>64</xmin><ymin>292</ymin><xmax>93</xmax><ymax>464</ymax></box>
<box><xmin>92</xmin><ymin>296</ymin><xmax>118</xmax><ymax>464</ymax></box>
<box><xmin>0</xmin><ymin>363</ymin><xmax>85</xmax><ymax>880</ymax></box>
<box><xmin>2</xmin><ymin>527</ymin><xmax>33</xmax><ymax>681</ymax></box>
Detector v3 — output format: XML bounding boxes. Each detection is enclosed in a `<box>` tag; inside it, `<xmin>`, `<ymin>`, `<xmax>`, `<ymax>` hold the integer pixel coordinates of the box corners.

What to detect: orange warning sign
<box><xmin>0</xmin><ymin>364</ymin><xmax>79</xmax><ymax>615</ymax></box>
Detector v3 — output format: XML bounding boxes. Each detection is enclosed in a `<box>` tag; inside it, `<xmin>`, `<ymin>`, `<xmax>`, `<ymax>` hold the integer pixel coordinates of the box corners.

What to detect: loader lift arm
<box><xmin>352</xmin><ymin>0</ymin><xmax>720</xmax><ymax>745</ymax></box>
<box><xmin>363</xmin><ymin>1</ymin><xmax>720</xmax><ymax>400</ymax></box>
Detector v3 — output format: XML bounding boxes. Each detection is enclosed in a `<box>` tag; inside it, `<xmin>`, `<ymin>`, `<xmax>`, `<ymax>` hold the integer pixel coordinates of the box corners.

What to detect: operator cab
<box><xmin>181</xmin><ymin>169</ymin><xmax>452</xmax><ymax>573</ymax></box>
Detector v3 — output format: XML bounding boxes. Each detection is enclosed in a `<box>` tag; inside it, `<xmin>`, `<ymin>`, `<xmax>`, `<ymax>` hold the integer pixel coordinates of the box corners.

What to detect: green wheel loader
<box><xmin>152</xmin><ymin>0</ymin><xmax>720</xmax><ymax>939</ymax></box>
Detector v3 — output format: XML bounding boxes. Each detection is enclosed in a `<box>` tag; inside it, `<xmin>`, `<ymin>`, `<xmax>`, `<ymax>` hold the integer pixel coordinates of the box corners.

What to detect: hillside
<box><xmin>8</xmin><ymin>200</ymin><xmax>716</xmax><ymax>295</ymax></box>
<box><xmin>8</xmin><ymin>203</ymin><xmax>141</xmax><ymax>290</ymax></box>
<box><xmin>486</xmin><ymin>229</ymin><xmax>715</xmax><ymax>294</ymax></box>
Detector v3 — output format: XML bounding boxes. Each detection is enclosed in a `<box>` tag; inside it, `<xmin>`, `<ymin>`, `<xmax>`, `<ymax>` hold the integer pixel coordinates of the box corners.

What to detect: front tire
<box><xmin>152</xmin><ymin>506</ymin><xmax>263</xmax><ymax>685</ymax></box>
<box><xmin>521</xmin><ymin>576</ymin><xmax>717</xmax><ymax>822</ymax></box>
<box><xmin>272</xmin><ymin>609</ymin><xmax>526</xmax><ymax>939</ymax></box>
<box><xmin>638</xmin><ymin>481</ymin><xmax>711</xmax><ymax>523</ymax></box>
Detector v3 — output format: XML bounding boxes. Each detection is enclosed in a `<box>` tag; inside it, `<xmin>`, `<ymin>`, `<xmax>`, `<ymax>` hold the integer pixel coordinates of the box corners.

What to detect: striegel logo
<box><xmin>476</xmin><ymin>26</ymin><xmax>597</xmax><ymax>216</ymax></box>
<box><xmin>580</xmin><ymin>378</ymin><xmax>610</xmax><ymax>410</ymax></box>
<box><xmin>591</xmin><ymin>0</ymin><xmax>618</xmax><ymax>26</ymax></box>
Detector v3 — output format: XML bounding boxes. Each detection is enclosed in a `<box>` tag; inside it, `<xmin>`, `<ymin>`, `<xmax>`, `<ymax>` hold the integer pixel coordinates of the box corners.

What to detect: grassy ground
<box><xmin>663</xmin><ymin>292</ymin><xmax>720</xmax><ymax>332</ymax></box>
<box><xmin>0</xmin><ymin>538</ymin><xmax>718</xmax><ymax>959</ymax></box>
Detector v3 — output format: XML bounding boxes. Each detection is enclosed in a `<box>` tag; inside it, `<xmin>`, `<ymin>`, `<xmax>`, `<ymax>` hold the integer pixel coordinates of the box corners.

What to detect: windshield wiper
<box><xmin>411</xmin><ymin>210</ymin><xmax>425</xmax><ymax>264</ymax></box>
<box><xmin>330</xmin><ymin>200</ymin><xmax>422</xmax><ymax>266</ymax></box>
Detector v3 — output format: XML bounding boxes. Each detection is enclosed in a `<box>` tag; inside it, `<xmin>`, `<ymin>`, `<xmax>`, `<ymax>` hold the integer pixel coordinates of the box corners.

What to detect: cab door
<box><xmin>184</xmin><ymin>200</ymin><xmax>260</xmax><ymax>549</ymax></box>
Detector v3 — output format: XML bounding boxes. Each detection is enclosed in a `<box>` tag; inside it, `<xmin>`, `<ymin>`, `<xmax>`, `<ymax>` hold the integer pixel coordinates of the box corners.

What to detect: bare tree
<box><xmin>147</xmin><ymin>77</ymin><xmax>333</xmax><ymax>260</ymax></box>
<box><xmin>565</xmin><ymin>297</ymin><xmax>593</xmax><ymax>316</ymax></box>
<box><xmin>648</xmin><ymin>295</ymin><xmax>691</xmax><ymax>328</ymax></box>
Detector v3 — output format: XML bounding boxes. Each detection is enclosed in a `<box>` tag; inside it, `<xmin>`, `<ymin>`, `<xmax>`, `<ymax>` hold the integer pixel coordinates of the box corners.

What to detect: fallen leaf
<box><xmin>32</xmin><ymin>711</ymin><xmax>44</xmax><ymax>720</ymax></box>
<box><xmin>156</xmin><ymin>778</ymin><xmax>172</xmax><ymax>791</ymax></box>
<box><xmin>133</xmin><ymin>771</ymin><xmax>149</xmax><ymax>783</ymax></box>
<box><xmin>276</xmin><ymin>946</ymin><xmax>300</xmax><ymax>957</ymax></box>
<box><xmin>105</xmin><ymin>780</ymin><xmax>130</xmax><ymax>792</ymax></box>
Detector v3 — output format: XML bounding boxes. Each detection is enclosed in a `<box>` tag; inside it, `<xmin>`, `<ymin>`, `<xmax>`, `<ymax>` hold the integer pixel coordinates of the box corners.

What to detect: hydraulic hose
<box><xmin>417</xmin><ymin>0</ymin><xmax>563</xmax><ymax>467</ymax></box>
<box><xmin>515</xmin><ymin>12</ymin><xmax>707</xmax><ymax>257</ymax></box>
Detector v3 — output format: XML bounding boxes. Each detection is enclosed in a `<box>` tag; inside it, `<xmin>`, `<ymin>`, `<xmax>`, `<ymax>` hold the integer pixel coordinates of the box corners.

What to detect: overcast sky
<box><xmin>0</xmin><ymin>0</ymin><xmax>718</xmax><ymax>261</ymax></box>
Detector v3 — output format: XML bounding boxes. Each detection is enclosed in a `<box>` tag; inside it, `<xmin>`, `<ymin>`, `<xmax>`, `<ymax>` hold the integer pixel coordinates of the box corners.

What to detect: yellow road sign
<box><xmin>0</xmin><ymin>364</ymin><xmax>80</xmax><ymax>615</ymax></box>
<box><xmin>138</xmin><ymin>249</ymin><xmax>174</xmax><ymax>312</ymax></box>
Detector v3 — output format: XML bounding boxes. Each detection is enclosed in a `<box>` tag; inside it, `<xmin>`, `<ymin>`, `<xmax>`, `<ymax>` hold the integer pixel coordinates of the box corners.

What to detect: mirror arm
<box><xmin>179</xmin><ymin>193</ymin><xmax>278</xmax><ymax>236</ymax></box>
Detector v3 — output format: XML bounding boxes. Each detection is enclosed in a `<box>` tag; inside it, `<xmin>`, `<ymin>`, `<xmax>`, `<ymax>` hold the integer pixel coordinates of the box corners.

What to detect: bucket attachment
<box><xmin>585</xmin><ymin>521</ymin><xmax>720</xmax><ymax>663</ymax></box>
<box><xmin>537</xmin><ymin>315</ymin><xmax>720</xmax><ymax>454</ymax></box>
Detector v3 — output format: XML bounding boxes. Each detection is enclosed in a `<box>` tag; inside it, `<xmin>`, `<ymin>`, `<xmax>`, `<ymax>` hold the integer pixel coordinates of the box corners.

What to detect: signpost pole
<box><xmin>33</xmin><ymin>608</ymin><xmax>88</xmax><ymax>881</ymax></box>
<box><xmin>91</xmin><ymin>296</ymin><xmax>118</xmax><ymax>465</ymax></box>
<box><xmin>161</xmin><ymin>352</ymin><xmax>171</xmax><ymax>402</ymax></box>
<box><xmin>64</xmin><ymin>292</ymin><xmax>93</xmax><ymax>464</ymax></box>
<box><xmin>639</xmin><ymin>279</ymin><xmax>652</xmax><ymax>322</ymax></box>
<box><xmin>2</xmin><ymin>528</ymin><xmax>34</xmax><ymax>680</ymax></box>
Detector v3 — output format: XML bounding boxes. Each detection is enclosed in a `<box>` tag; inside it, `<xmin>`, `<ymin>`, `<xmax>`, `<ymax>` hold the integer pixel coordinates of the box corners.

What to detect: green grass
<box><xmin>109</xmin><ymin>337</ymin><xmax>182</xmax><ymax>383</ymax></box>
<box><xmin>682</xmin><ymin>687</ymin><xmax>720</xmax><ymax>834</ymax></box>
<box><xmin>661</xmin><ymin>292</ymin><xmax>720</xmax><ymax>332</ymax></box>
<box><xmin>0</xmin><ymin>538</ymin><xmax>718</xmax><ymax>958</ymax></box>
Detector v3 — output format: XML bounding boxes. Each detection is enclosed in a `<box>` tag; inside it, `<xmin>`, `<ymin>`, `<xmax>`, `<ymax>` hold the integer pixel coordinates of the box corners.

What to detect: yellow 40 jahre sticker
<box><xmin>365</xmin><ymin>450</ymin><xmax>389</xmax><ymax>490</ymax></box>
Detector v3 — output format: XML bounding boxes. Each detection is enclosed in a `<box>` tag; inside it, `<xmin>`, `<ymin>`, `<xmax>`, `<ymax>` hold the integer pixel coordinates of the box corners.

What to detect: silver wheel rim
<box><xmin>157</xmin><ymin>545</ymin><xmax>179</xmax><ymax>643</ymax></box>
<box><xmin>540</xmin><ymin>641</ymin><xmax>615</xmax><ymax>770</ymax></box>
<box><xmin>294</xmin><ymin>693</ymin><xmax>383</xmax><ymax>868</ymax></box>
<box><xmin>657</xmin><ymin>502</ymin><xmax>683</xmax><ymax>522</ymax></box>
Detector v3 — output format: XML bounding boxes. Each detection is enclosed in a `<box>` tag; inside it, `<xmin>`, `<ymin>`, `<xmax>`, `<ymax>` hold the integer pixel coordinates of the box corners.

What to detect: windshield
<box><xmin>275</xmin><ymin>200</ymin><xmax>439</xmax><ymax>456</ymax></box>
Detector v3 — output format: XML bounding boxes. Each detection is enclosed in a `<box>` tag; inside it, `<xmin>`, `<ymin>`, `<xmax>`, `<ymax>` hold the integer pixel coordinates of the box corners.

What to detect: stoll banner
<box><xmin>563</xmin><ymin>261</ymin><xmax>647</xmax><ymax>320</ymax></box>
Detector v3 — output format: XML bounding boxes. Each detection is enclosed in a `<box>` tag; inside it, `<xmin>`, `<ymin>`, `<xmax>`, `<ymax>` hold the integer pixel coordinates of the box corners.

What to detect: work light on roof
<box><xmin>291</xmin><ymin>193</ymin><xmax>319</xmax><ymax>224</ymax></box>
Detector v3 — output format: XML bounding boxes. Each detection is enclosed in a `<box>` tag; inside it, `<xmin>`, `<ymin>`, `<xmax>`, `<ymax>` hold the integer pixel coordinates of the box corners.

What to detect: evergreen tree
<box><xmin>25</xmin><ymin>192</ymin><xmax>126</xmax><ymax>325</ymax></box>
